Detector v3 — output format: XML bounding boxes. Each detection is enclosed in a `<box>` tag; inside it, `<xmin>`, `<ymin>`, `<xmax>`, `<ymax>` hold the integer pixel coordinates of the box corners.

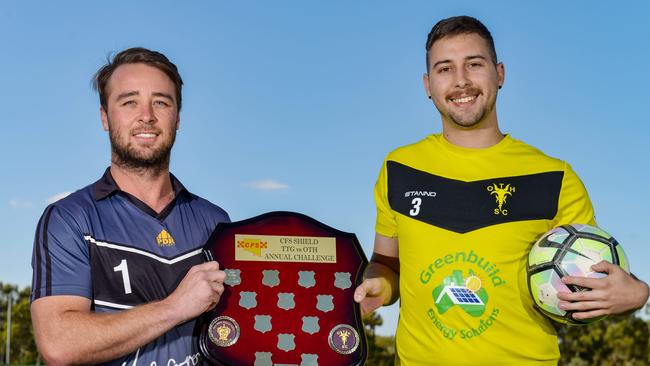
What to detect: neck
<box><xmin>110</xmin><ymin>163</ymin><xmax>175</xmax><ymax>214</ymax></box>
<box><xmin>441</xmin><ymin>115</ymin><xmax>504</xmax><ymax>149</ymax></box>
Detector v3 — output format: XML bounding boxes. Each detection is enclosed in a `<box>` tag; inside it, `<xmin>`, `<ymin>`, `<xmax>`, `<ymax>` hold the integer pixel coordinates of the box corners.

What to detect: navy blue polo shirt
<box><xmin>31</xmin><ymin>168</ymin><xmax>230</xmax><ymax>365</ymax></box>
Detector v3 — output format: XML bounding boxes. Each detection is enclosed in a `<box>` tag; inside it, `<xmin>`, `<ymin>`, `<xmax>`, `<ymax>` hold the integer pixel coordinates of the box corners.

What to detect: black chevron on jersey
<box><xmin>86</xmin><ymin>236</ymin><xmax>203</xmax><ymax>308</ymax></box>
<box><xmin>387</xmin><ymin>161</ymin><xmax>563</xmax><ymax>233</ymax></box>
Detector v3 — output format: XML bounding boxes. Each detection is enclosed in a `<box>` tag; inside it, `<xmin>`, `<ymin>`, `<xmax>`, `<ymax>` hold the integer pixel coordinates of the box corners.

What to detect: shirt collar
<box><xmin>92</xmin><ymin>167</ymin><xmax>190</xmax><ymax>201</ymax></box>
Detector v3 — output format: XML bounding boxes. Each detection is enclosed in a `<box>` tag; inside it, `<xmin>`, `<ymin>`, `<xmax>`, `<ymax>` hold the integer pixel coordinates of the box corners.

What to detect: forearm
<box><xmin>622</xmin><ymin>276</ymin><xmax>650</xmax><ymax>315</ymax></box>
<box><xmin>33</xmin><ymin>297</ymin><xmax>183</xmax><ymax>365</ymax></box>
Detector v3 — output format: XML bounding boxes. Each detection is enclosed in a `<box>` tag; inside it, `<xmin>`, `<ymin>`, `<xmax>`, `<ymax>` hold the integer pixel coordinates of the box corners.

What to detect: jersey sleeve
<box><xmin>552</xmin><ymin>163</ymin><xmax>596</xmax><ymax>227</ymax></box>
<box><xmin>31</xmin><ymin>205</ymin><xmax>92</xmax><ymax>302</ymax></box>
<box><xmin>375</xmin><ymin>158</ymin><xmax>398</xmax><ymax>238</ymax></box>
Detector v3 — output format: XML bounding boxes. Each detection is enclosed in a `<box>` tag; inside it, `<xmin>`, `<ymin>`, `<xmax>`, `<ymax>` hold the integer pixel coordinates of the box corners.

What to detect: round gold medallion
<box><xmin>208</xmin><ymin>316</ymin><xmax>240</xmax><ymax>347</ymax></box>
<box><xmin>328</xmin><ymin>324</ymin><xmax>359</xmax><ymax>355</ymax></box>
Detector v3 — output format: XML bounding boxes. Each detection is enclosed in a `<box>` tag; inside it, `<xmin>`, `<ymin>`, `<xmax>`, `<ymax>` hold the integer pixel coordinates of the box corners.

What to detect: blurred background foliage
<box><xmin>1</xmin><ymin>282</ymin><xmax>649</xmax><ymax>365</ymax></box>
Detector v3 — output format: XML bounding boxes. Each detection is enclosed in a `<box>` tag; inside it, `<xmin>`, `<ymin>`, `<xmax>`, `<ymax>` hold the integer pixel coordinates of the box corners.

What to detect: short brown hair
<box><xmin>93</xmin><ymin>47</ymin><xmax>183</xmax><ymax>112</ymax></box>
<box><xmin>425</xmin><ymin>16</ymin><xmax>497</xmax><ymax>71</ymax></box>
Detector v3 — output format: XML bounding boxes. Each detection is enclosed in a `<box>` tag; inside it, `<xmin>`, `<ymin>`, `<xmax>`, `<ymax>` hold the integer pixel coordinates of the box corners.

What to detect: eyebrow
<box><xmin>466</xmin><ymin>55</ymin><xmax>488</xmax><ymax>62</ymax></box>
<box><xmin>432</xmin><ymin>55</ymin><xmax>489</xmax><ymax>69</ymax></box>
<box><xmin>116</xmin><ymin>91</ymin><xmax>139</xmax><ymax>101</ymax></box>
<box><xmin>115</xmin><ymin>91</ymin><xmax>175</xmax><ymax>102</ymax></box>
<box><xmin>152</xmin><ymin>92</ymin><xmax>174</xmax><ymax>101</ymax></box>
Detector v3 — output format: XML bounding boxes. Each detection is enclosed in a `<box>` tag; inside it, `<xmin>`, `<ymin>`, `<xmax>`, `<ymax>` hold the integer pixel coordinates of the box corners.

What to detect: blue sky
<box><xmin>1</xmin><ymin>1</ymin><xmax>649</xmax><ymax>335</ymax></box>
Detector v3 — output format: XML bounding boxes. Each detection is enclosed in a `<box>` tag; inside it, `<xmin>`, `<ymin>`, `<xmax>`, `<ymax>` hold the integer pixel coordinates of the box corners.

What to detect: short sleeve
<box><xmin>31</xmin><ymin>205</ymin><xmax>92</xmax><ymax>302</ymax></box>
<box><xmin>375</xmin><ymin>159</ymin><xmax>398</xmax><ymax>238</ymax></box>
<box><xmin>553</xmin><ymin>163</ymin><xmax>596</xmax><ymax>227</ymax></box>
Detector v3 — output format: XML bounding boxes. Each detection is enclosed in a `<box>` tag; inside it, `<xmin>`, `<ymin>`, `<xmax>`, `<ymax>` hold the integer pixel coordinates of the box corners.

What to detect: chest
<box><xmin>387</xmin><ymin>161</ymin><xmax>564</xmax><ymax>234</ymax></box>
<box><xmin>84</xmin><ymin>198</ymin><xmax>212</xmax><ymax>308</ymax></box>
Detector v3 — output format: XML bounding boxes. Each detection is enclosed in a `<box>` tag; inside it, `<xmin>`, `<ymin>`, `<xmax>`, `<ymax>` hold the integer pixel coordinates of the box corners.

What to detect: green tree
<box><xmin>363</xmin><ymin>311</ymin><xmax>395</xmax><ymax>365</ymax></box>
<box><xmin>557</xmin><ymin>314</ymin><xmax>650</xmax><ymax>366</ymax></box>
<box><xmin>0</xmin><ymin>283</ymin><xmax>39</xmax><ymax>365</ymax></box>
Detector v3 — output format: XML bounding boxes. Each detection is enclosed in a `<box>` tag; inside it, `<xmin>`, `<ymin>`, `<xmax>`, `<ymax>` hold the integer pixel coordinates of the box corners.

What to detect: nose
<box><xmin>453</xmin><ymin>68</ymin><xmax>471</xmax><ymax>88</ymax></box>
<box><xmin>138</xmin><ymin>103</ymin><xmax>156</xmax><ymax>124</ymax></box>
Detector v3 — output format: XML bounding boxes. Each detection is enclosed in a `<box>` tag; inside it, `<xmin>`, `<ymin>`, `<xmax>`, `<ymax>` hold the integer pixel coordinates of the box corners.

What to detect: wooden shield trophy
<box><xmin>198</xmin><ymin>211</ymin><xmax>368</xmax><ymax>366</ymax></box>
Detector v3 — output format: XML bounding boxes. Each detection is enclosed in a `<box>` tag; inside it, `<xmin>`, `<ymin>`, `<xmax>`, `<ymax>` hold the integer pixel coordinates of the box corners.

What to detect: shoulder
<box><xmin>51</xmin><ymin>184</ymin><xmax>95</xmax><ymax>209</ymax></box>
<box><xmin>169</xmin><ymin>172</ymin><xmax>231</xmax><ymax>223</ymax></box>
<box><xmin>507</xmin><ymin>136</ymin><xmax>570</xmax><ymax>172</ymax></box>
<box><xmin>33</xmin><ymin>184</ymin><xmax>96</xmax><ymax>259</ymax></box>
<box><xmin>185</xmin><ymin>193</ymin><xmax>231</xmax><ymax>223</ymax></box>
<box><xmin>39</xmin><ymin>184</ymin><xmax>97</xmax><ymax>227</ymax></box>
<box><xmin>384</xmin><ymin>135</ymin><xmax>434</xmax><ymax>163</ymax></box>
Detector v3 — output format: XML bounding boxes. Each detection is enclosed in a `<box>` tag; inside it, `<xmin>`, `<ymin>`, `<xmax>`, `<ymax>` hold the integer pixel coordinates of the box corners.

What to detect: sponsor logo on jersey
<box><xmin>156</xmin><ymin>229</ymin><xmax>176</xmax><ymax>246</ymax></box>
<box><xmin>487</xmin><ymin>183</ymin><xmax>515</xmax><ymax>216</ymax></box>
<box><xmin>420</xmin><ymin>250</ymin><xmax>505</xmax><ymax>341</ymax></box>
<box><xmin>236</xmin><ymin>238</ymin><xmax>268</xmax><ymax>257</ymax></box>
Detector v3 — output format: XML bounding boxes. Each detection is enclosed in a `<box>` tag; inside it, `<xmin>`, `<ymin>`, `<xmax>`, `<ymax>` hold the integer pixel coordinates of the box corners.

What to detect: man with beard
<box><xmin>30</xmin><ymin>48</ymin><xmax>230</xmax><ymax>365</ymax></box>
<box><xmin>354</xmin><ymin>16</ymin><xmax>649</xmax><ymax>365</ymax></box>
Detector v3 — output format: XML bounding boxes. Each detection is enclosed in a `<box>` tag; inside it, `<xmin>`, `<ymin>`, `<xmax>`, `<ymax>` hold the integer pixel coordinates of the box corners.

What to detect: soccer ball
<box><xmin>527</xmin><ymin>224</ymin><xmax>629</xmax><ymax>325</ymax></box>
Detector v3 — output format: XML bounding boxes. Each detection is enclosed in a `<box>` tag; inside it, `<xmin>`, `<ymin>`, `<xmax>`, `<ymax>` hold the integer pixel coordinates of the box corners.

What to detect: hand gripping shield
<box><xmin>198</xmin><ymin>211</ymin><xmax>368</xmax><ymax>366</ymax></box>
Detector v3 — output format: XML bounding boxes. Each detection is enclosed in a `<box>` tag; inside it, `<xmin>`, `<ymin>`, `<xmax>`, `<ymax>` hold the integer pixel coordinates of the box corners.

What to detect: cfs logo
<box><xmin>237</xmin><ymin>238</ymin><xmax>268</xmax><ymax>257</ymax></box>
<box><xmin>487</xmin><ymin>183</ymin><xmax>515</xmax><ymax>216</ymax></box>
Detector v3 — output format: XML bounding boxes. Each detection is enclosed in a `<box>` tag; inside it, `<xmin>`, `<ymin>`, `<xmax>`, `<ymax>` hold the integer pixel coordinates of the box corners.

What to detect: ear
<box><xmin>423</xmin><ymin>73</ymin><xmax>432</xmax><ymax>99</ymax></box>
<box><xmin>176</xmin><ymin>115</ymin><xmax>181</xmax><ymax>130</ymax></box>
<box><xmin>100</xmin><ymin>106</ymin><xmax>109</xmax><ymax>131</ymax></box>
<box><xmin>496</xmin><ymin>62</ymin><xmax>505</xmax><ymax>89</ymax></box>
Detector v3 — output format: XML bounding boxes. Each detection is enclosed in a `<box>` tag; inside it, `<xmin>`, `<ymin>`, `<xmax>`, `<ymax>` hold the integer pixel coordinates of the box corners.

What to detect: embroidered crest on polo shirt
<box><xmin>156</xmin><ymin>229</ymin><xmax>176</xmax><ymax>247</ymax></box>
<box><xmin>487</xmin><ymin>183</ymin><xmax>515</xmax><ymax>216</ymax></box>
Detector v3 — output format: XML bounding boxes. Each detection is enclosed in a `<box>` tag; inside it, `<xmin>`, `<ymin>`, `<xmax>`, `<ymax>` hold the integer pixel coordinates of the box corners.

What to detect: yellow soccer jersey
<box><xmin>375</xmin><ymin>134</ymin><xmax>595</xmax><ymax>366</ymax></box>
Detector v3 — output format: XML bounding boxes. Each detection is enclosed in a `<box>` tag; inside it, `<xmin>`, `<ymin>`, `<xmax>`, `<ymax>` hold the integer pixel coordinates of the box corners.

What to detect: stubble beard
<box><xmin>109</xmin><ymin>123</ymin><xmax>176</xmax><ymax>175</ymax></box>
<box><xmin>447</xmin><ymin>104</ymin><xmax>488</xmax><ymax>129</ymax></box>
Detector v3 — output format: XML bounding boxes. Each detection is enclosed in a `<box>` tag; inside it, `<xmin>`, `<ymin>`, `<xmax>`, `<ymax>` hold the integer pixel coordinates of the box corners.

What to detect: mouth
<box><xmin>449</xmin><ymin>94</ymin><xmax>478</xmax><ymax>105</ymax></box>
<box><xmin>132</xmin><ymin>130</ymin><xmax>161</xmax><ymax>141</ymax></box>
<box><xmin>134</xmin><ymin>132</ymin><xmax>158</xmax><ymax>138</ymax></box>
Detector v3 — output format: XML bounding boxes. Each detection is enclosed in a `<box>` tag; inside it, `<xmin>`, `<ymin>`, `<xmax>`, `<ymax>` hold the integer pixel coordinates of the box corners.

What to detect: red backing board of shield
<box><xmin>198</xmin><ymin>211</ymin><xmax>368</xmax><ymax>366</ymax></box>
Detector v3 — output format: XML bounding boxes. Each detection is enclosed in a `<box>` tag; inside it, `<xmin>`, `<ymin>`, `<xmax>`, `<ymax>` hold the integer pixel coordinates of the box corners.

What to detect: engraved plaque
<box><xmin>198</xmin><ymin>211</ymin><xmax>367</xmax><ymax>366</ymax></box>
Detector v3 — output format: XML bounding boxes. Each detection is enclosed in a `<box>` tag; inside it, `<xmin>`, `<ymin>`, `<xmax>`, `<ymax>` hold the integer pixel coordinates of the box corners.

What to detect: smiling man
<box><xmin>354</xmin><ymin>16</ymin><xmax>649</xmax><ymax>365</ymax></box>
<box><xmin>30</xmin><ymin>48</ymin><xmax>230</xmax><ymax>365</ymax></box>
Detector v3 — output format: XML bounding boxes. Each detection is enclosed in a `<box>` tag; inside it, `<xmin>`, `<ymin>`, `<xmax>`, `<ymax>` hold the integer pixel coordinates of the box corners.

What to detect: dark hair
<box><xmin>425</xmin><ymin>16</ymin><xmax>497</xmax><ymax>71</ymax></box>
<box><xmin>93</xmin><ymin>47</ymin><xmax>183</xmax><ymax>112</ymax></box>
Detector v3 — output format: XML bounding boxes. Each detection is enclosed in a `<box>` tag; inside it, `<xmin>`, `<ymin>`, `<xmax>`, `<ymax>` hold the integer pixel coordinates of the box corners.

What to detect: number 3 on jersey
<box><xmin>409</xmin><ymin>197</ymin><xmax>422</xmax><ymax>216</ymax></box>
<box><xmin>113</xmin><ymin>259</ymin><xmax>133</xmax><ymax>294</ymax></box>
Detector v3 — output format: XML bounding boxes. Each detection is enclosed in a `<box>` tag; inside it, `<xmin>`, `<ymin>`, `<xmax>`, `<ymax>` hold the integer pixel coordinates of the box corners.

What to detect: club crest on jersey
<box><xmin>487</xmin><ymin>183</ymin><xmax>515</xmax><ymax>216</ymax></box>
<box><xmin>156</xmin><ymin>229</ymin><xmax>175</xmax><ymax>246</ymax></box>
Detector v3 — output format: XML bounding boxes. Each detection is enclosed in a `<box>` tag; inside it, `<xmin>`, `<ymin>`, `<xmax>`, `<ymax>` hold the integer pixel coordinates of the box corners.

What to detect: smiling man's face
<box><xmin>100</xmin><ymin>63</ymin><xmax>180</xmax><ymax>170</ymax></box>
<box><xmin>424</xmin><ymin>33</ymin><xmax>504</xmax><ymax>129</ymax></box>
